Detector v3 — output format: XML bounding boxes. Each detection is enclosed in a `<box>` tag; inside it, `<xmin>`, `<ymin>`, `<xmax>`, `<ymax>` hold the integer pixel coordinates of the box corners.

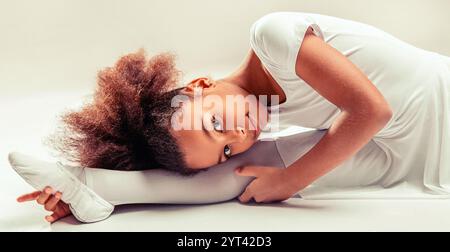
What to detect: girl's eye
<box><xmin>212</xmin><ymin>116</ymin><xmax>223</xmax><ymax>132</ymax></box>
<box><xmin>224</xmin><ymin>145</ymin><xmax>232</xmax><ymax>159</ymax></box>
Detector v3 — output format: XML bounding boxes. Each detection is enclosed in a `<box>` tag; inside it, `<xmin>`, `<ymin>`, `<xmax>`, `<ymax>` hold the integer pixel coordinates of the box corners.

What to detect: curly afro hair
<box><xmin>50</xmin><ymin>50</ymin><xmax>195</xmax><ymax>175</ymax></box>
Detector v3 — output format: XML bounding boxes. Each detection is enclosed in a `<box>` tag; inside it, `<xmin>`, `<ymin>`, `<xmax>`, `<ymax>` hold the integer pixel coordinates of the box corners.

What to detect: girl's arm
<box><xmin>288</xmin><ymin>28</ymin><xmax>393</xmax><ymax>188</ymax></box>
<box><xmin>237</xmin><ymin>29</ymin><xmax>392</xmax><ymax>203</ymax></box>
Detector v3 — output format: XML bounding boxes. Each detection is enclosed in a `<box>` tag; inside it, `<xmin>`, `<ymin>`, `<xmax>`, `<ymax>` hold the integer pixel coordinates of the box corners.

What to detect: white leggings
<box><xmin>81</xmin><ymin>130</ymin><xmax>324</xmax><ymax>205</ymax></box>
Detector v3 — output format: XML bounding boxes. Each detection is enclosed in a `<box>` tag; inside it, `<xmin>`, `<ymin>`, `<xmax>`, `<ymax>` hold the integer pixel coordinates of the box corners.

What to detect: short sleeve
<box><xmin>250</xmin><ymin>12</ymin><xmax>325</xmax><ymax>74</ymax></box>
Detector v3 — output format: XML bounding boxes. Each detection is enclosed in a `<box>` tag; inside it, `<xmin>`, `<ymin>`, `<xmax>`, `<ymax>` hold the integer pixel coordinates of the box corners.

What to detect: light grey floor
<box><xmin>49</xmin><ymin>199</ymin><xmax>450</xmax><ymax>232</ymax></box>
<box><xmin>2</xmin><ymin>85</ymin><xmax>450</xmax><ymax>232</ymax></box>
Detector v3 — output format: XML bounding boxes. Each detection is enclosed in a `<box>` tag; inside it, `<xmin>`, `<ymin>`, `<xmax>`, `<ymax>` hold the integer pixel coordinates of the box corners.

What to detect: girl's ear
<box><xmin>183</xmin><ymin>77</ymin><xmax>215</xmax><ymax>93</ymax></box>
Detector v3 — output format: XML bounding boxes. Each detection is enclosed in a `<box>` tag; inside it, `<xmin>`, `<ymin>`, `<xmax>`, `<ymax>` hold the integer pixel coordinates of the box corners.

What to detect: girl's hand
<box><xmin>235</xmin><ymin>166</ymin><xmax>300</xmax><ymax>203</ymax></box>
<box><xmin>17</xmin><ymin>186</ymin><xmax>72</xmax><ymax>223</ymax></box>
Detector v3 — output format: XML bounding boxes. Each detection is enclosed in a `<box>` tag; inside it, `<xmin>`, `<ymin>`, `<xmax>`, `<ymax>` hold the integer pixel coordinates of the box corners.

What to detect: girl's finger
<box><xmin>238</xmin><ymin>187</ymin><xmax>253</xmax><ymax>203</ymax></box>
<box><xmin>44</xmin><ymin>192</ymin><xmax>62</xmax><ymax>211</ymax></box>
<box><xmin>36</xmin><ymin>187</ymin><xmax>52</xmax><ymax>205</ymax></box>
<box><xmin>235</xmin><ymin>166</ymin><xmax>262</xmax><ymax>177</ymax></box>
<box><xmin>45</xmin><ymin>212</ymin><xmax>61</xmax><ymax>223</ymax></box>
<box><xmin>17</xmin><ymin>191</ymin><xmax>41</xmax><ymax>202</ymax></box>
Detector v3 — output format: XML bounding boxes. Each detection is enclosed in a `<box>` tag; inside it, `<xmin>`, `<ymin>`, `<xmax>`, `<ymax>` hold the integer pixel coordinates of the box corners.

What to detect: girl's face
<box><xmin>170</xmin><ymin>77</ymin><xmax>268</xmax><ymax>169</ymax></box>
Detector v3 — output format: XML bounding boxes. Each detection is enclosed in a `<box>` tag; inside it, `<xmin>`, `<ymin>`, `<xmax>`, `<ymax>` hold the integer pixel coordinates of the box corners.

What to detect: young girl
<box><xmin>12</xmin><ymin>12</ymin><xmax>450</xmax><ymax>223</ymax></box>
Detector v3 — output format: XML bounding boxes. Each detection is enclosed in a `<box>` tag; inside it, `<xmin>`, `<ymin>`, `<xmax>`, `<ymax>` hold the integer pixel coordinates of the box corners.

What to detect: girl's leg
<box><xmin>80</xmin><ymin>130</ymin><xmax>326</xmax><ymax>205</ymax></box>
<box><xmin>82</xmin><ymin>139</ymin><xmax>286</xmax><ymax>205</ymax></box>
<box><xmin>9</xmin><ymin>130</ymin><xmax>325</xmax><ymax>222</ymax></box>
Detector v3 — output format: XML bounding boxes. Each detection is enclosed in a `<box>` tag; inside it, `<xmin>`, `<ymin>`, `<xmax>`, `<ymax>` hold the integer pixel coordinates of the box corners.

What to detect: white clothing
<box><xmin>251</xmin><ymin>12</ymin><xmax>450</xmax><ymax>194</ymax></box>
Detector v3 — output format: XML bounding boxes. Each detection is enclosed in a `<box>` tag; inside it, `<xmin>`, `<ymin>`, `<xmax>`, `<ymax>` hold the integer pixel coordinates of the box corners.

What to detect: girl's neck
<box><xmin>220</xmin><ymin>50</ymin><xmax>286</xmax><ymax>105</ymax></box>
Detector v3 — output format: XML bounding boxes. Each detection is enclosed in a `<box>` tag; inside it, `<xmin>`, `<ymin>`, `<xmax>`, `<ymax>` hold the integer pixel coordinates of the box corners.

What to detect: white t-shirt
<box><xmin>251</xmin><ymin>12</ymin><xmax>450</xmax><ymax>194</ymax></box>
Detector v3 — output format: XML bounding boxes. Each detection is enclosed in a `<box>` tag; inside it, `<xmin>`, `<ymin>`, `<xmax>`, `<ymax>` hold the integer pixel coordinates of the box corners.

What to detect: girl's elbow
<box><xmin>373</xmin><ymin>104</ymin><xmax>393</xmax><ymax>126</ymax></box>
<box><xmin>353</xmin><ymin>101</ymin><xmax>393</xmax><ymax>127</ymax></box>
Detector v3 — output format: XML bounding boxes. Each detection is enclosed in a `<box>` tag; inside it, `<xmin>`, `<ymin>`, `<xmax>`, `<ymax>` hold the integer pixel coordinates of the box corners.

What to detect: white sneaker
<box><xmin>8</xmin><ymin>152</ymin><xmax>114</xmax><ymax>223</ymax></box>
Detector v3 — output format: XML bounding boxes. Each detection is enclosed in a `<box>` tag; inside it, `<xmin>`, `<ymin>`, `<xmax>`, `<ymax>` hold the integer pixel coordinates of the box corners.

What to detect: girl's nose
<box><xmin>234</xmin><ymin>126</ymin><xmax>247</xmax><ymax>142</ymax></box>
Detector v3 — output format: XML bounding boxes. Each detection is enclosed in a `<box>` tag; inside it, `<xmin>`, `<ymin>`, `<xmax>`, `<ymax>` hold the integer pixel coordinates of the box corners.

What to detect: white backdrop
<box><xmin>1</xmin><ymin>0</ymin><xmax>449</xmax><ymax>95</ymax></box>
<box><xmin>1</xmin><ymin>0</ymin><xmax>450</xmax><ymax>231</ymax></box>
